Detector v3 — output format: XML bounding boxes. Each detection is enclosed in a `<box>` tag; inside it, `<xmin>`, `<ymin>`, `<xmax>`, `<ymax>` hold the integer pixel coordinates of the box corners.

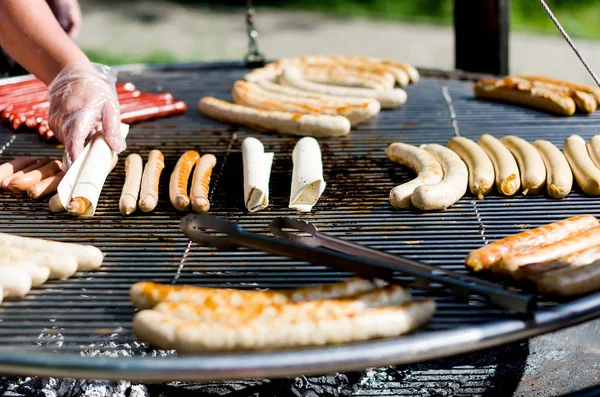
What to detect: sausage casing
<box><xmin>465</xmin><ymin>214</ymin><xmax>599</xmax><ymax>271</ymax></box>
<box><xmin>139</xmin><ymin>150</ymin><xmax>165</xmax><ymax>212</ymax></box>
<box><xmin>190</xmin><ymin>154</ymin><xmax>217</xmax><ymax>213</ymax></box>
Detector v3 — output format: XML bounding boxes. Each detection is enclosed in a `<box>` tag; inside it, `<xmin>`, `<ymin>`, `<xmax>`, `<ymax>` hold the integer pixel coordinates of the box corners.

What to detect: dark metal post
<box><xmin>454</xmin><ymin>0</ymin><xmax>510</xmax><ymax>76</ymax></box>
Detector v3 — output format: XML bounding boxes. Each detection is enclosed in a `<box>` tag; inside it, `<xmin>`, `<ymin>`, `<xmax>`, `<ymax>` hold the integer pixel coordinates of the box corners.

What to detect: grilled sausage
<box><xmin>244</xmin><ymin>55</ymin><xmax>415</xmax><ymax>86</ymax></box>
<box><xmin>298</xmin><ymin>64</ymin><xmax>394</xmax><ymax>91</ymax></box>
<box><xmin>255</xmin><ymin>79</ymin><xmax>384</xmax><ymax>105</ymax></box>
<box><xmin>464</xmin><ymin>214</ymin><xmax>599</xmax><ymax>271</ymax></box>
<box><xmin>499</xmin><ymin>226</ymin><xmax>600</xmax><ymax>273</ymax></box>
<box><xmin>8</xmin><ymin>159</ymin><xmax>62</xmax><ymax>193</ymax></box>
<box><xmin>0</xmin><ymin>268</ymin><xmax>32</xmax><ymax>298</ymax></box>
<box><xmin>48</xmin><ymin>193</ymin><xmax>65</xmax><ymax>213</ymax></box>
<box><xmin>586</xmin><ymin>135</ymin><xmax>600</xmax><ymax>170</ymax></box>
<box><xmin>169</xmin><ymin>151</ymin><xmax>200</xmax><ymax>211</ymax></box>
<box><xmin>190</xmin><ymin>154</ymin><xmax>217</xmax><ymax>213</ymax></box>
<box><xmin>446</xmin><ymin>137</ymin><xmax>494</xmax><ymax>199</ymax></box>
<box><xmin>536</xmin><ymin>260</ymin><xmax>600</xmax><ymax>297</ymax></box>
<box><xmin>130</xmin><ymin>277</ymin><xmax>382</xmax><ymax>310</ymax></box>
<box><xmin>411</xmin><ymin>144</ymin><xmax>468</xmax><ymax>211</ymax></box>
<box><xmin>279</xmin><ymin>67</ymin><xmax>407</xmax><ymax>109</ymax></box>
<box><xmin>0</xmin><ymin>157</ymin><xmax>37</xmax><ymax>181</ymax></box>
<box><xmin>27</xmin><ymin>171</ymin><xmax>64</xmax><ymax>199</ymax></box>
<box><xmin>133</xmin><ymin>299</ymin><xmax>435</xmax><ymax>352</ymax></box>
<box><xmin>532</xmin><ymin>140</ymin><xmax>573</xmax><ymax>198</ymax></box>
<box><xmin>473</xmin><ymin>78</ymin><xmax>576</xmax><ymax>116</ymax></box>
<box><xmin>119</xmin><ymin>154</ymin><xmax>144</xmax><ymax>215</ymax></box>
<box><xmin>518</xmin><ymin>74</ymin><xmax>600</xmax><ymax>106</ymax></box>
<box><xmin>139</xmin><ymin>150</ymin><xmax>165</xmax><ymax>212</ymax></box>
<box><xmin>499</xmin><ymin>136</ymin><xmax>546</xmax><ymax>195</ymax></box>
<box><xmin>0</xmin><ymin>245</ymin><xmax>77</xmax><ymax>279</ymax></box>
<box><xmin>514</xmin><ymin>244</ymin><xmax>600</xmax><ymax>282</ymax></box>
<box><xmin>385</xmin><ymin>142</ymin><xmax>444</xmax><ymax>209</ymax></box>
<box><xmin>477</xmin><ymin>134</ymin><xmax>520</xmax><ymax>196</ymax></box>
<box><xmin>0</xmin><ymin>260</ymin><xmax>49</xmax><ymax>286</ymax></box>
<box><xmin>2</xmin><ymin>158</ymin><xmax>50</xmax><ymax>191</ymax></box>
<box><xmin>512</xmin><ymin>78</ymin><xmax>597</xmax><ymax>114</ymax></box>
<box><xmin>564</xmin><ymin>135</ymin><xmax>600</xmax><ymax>196</ymax></box>
<box><xmin>67</xmin><ymin>197</ymin><xmax>91</xmax><ymax>216</ymax></box>
<box><xmin>154</xmin><ymin>285</ymin><xmax>411</xmax><ymax>323</ymax></box>
<box><xmin>231</xmin><ymin>80</ymin><xmax>380</xmax><ymax>126</ymax></box>
<box><xmin>120</xmin><ymin>101</ymin><xmax>188</xmax><ymax>124</ymax></box>
<box><xmin>0</xmin><ymin>232</ymin><xmax>104</xmax><ymax>272</ymax></box>
<box><xmin>198</xmin><ymin>97</ymin><xmax>351</xmax><ymax>138</ymax></box>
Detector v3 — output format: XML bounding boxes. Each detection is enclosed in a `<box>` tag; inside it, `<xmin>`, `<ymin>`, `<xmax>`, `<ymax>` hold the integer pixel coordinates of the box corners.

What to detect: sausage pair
<box><xmin>130</xmin><ymin>278</ymin><xmax>435</xmax><ymax>352</ymax></box>
<box><xmin>169</xmin><ymin>151</ymin><xmax>217</xmax><ymax>213</ymax></box>
<box><xmin>0</xmin><ymin>156</ymin><xmax>64</xmax><ymax>199</ymax></box>
<box><xmin>465</xmin><ymin>214</ymin><xmax>600</xmax><ymax>297</ymax></box>
<box><xmin>386</xmin><ymin>142</ymin><xmax>466</xmax><ymax>211</ymax></box>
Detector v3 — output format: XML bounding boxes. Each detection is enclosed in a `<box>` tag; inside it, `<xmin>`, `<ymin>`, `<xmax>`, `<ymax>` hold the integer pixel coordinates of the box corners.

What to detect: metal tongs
<box><xmin>180</xmin><ymin>214</ymin><xmax>537</xmax><ymax>313</ymax></box>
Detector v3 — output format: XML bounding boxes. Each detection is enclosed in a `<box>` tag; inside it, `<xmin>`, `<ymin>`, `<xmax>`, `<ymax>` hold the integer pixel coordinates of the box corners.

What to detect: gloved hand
<box><xmin>46</xmin><ymin>0</ymin><xmax>82</xmax><ymax>39</ymax></box>
<box><xmin>48</xmin><ymin>62</ymin><xmax>124</xmax><ymax>170</ymax></box>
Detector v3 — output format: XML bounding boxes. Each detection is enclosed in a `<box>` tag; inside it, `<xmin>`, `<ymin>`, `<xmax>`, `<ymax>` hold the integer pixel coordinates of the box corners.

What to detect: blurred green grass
<box><xmin>172</xmin><ymin>0</ymin><xmax>600</xmax><ymax>39</ymax></box>
<box><xmin>85</xmin><ymin>49</ymin><xmax>179</xmax><ymax>65</ymax></box>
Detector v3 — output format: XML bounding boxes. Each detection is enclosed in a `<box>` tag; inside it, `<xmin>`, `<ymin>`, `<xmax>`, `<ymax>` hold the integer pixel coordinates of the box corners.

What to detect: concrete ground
<box><xmin>76</xmin><ymin>1</ymin><xmax>600</xmax><ymax>85</ymax></box>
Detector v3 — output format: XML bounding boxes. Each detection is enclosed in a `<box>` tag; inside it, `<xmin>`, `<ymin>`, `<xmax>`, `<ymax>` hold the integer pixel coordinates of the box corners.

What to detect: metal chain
<box><xmin>539</xmin><ymin>0</ymin><xmax>600</xmax><ymax>88</ymax></box>
<box><xmin>244</xmin><ymin>0</ymin><xmax>265</xmax><ymax>66</ymax></box>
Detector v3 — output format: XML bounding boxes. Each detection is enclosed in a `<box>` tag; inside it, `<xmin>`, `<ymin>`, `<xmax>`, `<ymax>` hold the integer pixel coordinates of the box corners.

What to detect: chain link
<box><xmin>244</xmin><ymin>0</ymin><xmax>265</xmax><ymax>66</ymax></box>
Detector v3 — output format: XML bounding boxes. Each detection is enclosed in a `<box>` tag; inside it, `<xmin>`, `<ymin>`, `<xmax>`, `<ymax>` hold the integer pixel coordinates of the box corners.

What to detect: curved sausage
<box><xmin>477</xmin><ymin>134</ymin><xmax>521</xmax><ymax>196</ymax></box>
<box><xmin>532</xmin><ymin>139</ymin><xmax>573</xmax><ymax>198</ymax></box>
<box><xmin>446</xmin><ymin>136</ymin><xmax>494</xmax><ymax>199</ymax></box>
<box><xmin>464</xmin><ymin>214</ymin><xmax>599</xmax><ymax>271</ymax></box>
<box><xmin>139</xmin><ymin>150</ymin><xmax>165</xmax><ymax>212</ymax></box>
<box><xmin>130</xmin><ymin>277</ymin><xmax>382</xmax><ymax>310</ymax></box>
<box><xmin>133</xmin><ymin>299</ymin><xmax>435</xmax><ymax>352</ymax></box>
<box><xmin>0</xmin><ymin>157</ymin><xmax>37</xmax><ymax>181</ymax></box>
<box><xmin>385</xmin><ymin>142</ymin><xmax>444</xmax><ymax>209</ymax></box>
<box><xmin>411</xmin><ymin>144</ymin><xmax>469</xmax><ymax>211</ymax></box>
<box><xmin>564</xmin><ymin>134</ymin><xmax>600</xmax><ymax>196</ymax></box>
<box><xmin>198</xmin><ymin>97</ymin><xmax>351</xmax><ymax>138</ymax></box>
<box><xmin>27</xmin><ymin>172</ymin><xmax>64</xmax><ymax>199</ymax></box>
<box><xmin>499</xmin><ymin>136</ymin><xmax>546</xmax><ymax>195</ymax></box>
<box><xmin>119</xmin><ymin>154</ymin><xmax>144</xmax><ymax>215</ymax></box>
<box><xmin>154</xmin><ymin>285</ymin><xmax>411</xmax><ymax>323</ymax></box>
<box><xmin>190</xmin><ymin>154</ymin><xmax>217</xmax><ymax>213</ymax></box>
<box><xmin>279</xmin><ymin>67</ymin><xmax>406</xmax><ymax>109</ymax></box>
<box><xmin>169</xmin><ymin>151</ymin><xmax>200</xmax><ymax>211</ymax></box>
<box><xmin>298</xmin><ymin>64</ymin><xmax>394</xmax><ymax>91</ymax></box>
<box><xmin>232</xmin><ymin>80</ymin><xmax>380</xmax><ymax>126</ymax></box>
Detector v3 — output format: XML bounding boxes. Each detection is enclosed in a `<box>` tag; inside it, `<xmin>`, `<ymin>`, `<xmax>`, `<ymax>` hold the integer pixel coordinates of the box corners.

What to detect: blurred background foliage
<box><xmin>169</xmin><ymin>0</ymin><xmax>600</xmax><ymax>38</ymax></box>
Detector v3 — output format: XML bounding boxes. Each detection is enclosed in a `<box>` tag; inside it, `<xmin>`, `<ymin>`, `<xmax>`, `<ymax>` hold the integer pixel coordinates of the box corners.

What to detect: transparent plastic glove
<box><xmin>48</xmin><ymin>62</ymin><xmax>124</xmax><ymax>170</ymax></box>
<box><xmin>46</xmin><ymin>0</ymin><xmax>82</xmax><ymax>39</ymax></box>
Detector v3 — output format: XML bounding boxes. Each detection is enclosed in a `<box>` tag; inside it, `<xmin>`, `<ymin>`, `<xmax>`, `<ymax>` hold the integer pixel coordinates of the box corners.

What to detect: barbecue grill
<box><xmin>0</xmin><ymin>61</ymin><xmax>600</xmax><ymax>382</ymax></box>
<box><xmin>1</xmin><ymin>0</ymin><xmax>600</xmax><ymax>389</ymax></box>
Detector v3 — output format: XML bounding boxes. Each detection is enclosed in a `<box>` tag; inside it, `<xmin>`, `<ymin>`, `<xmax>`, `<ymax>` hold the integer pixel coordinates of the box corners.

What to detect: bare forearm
<box><xmin>0</xmin><ymin>0</ymin><xmax>90</xmax><ymax>85</ymax></box>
